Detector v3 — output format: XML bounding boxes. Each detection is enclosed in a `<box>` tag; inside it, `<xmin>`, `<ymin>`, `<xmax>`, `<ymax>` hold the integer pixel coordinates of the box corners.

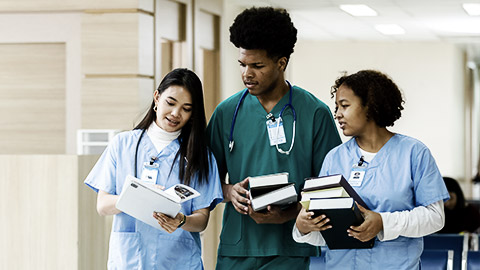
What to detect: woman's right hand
<box><xmin>295</xmin><ymin>207</ymin><xmax>331</xmax><ymax>235</ymax></box>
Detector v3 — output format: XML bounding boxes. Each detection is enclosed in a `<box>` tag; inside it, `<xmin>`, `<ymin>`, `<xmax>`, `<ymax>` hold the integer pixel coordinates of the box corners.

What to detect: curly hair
<box><xmin>229</xmin><ymin>7</ymin><xmax>297</xmax><ymax>63</ymax></box>
<box><xmin>331</xmin><ymin>70</ymin><xmax>405</xmax><ymax>127</ymax></box>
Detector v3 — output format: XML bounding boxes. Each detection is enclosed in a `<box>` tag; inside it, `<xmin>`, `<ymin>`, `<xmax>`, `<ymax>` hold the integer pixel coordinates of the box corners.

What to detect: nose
<box><xmin>334</xmin><ymin>111</ymin><xmax>343</xmax><ymax>120</ymax></box>
<box><xmin>242</xmin><ymin>66</ymin><xmax>254</xmax><ymax>79</ymax></box>
<box><xmin>171</xmin><ymin>107</ymin><xmax>181</xmax><ymax>117</ymax></box>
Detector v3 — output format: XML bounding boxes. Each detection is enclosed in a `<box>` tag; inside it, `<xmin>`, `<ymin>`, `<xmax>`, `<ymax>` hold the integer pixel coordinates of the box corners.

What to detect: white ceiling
<box><xmin>231</xmin><ymin>0</ymin><xmax>480</xmax><ymax>63</ymax></box>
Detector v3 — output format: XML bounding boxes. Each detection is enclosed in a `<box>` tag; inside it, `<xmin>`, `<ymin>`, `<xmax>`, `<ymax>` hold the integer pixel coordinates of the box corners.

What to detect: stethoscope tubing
<box><xmin>228</xmin><ymin>80</ymin><xmax>296</xmax><ymax>154</ymax></box>
<box><xmin>134</xmin><ymin>129</ymin><xmax>147</xmax><ymax>178</ymax></box>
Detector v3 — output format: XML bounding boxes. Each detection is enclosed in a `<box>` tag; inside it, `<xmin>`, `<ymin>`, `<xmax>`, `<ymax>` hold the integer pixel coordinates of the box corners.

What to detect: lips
<box><xmin>166</xmin><ymin>117</ymin><xmax>180</xmax><ymax>125</ymax></box>
<box><xmin>338</xmin><ymin>121</ymin><xmax>346</xmax><ymax>129</ymax></box>
<box><xmin>244</xmin><ymin>81</ymin><xmax>257</xmax><ymax>88</ymax></box>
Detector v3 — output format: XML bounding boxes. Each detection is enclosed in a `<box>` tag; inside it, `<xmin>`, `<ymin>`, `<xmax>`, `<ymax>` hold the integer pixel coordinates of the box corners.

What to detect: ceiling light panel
<box><xmin>339</xmin><ymin>4</ymin><xmax>378</xmax><ymax>16</ymax></box>
<box><xmin>463</xmin><ymin>3</ymin><xmax>480</xmax><ymax>16</ymax></box>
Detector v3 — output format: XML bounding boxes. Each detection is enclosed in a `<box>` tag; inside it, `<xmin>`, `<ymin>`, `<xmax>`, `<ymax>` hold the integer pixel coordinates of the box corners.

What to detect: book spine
<box><xmin>340</xmin><ymin>177</ymin><xmax>370</xmax><ymax>210</ymax></box>
<box><xmin>351</xmin><ymin>202</ymin><xmax>365</xmax><ymax>226</ymax></box>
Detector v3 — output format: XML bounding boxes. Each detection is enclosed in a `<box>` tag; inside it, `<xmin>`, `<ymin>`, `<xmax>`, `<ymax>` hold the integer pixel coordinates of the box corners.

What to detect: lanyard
<box><xmin>228</xmin><ymin>80</ymin><xmax>296</xmax><ymax>155</ymax></box>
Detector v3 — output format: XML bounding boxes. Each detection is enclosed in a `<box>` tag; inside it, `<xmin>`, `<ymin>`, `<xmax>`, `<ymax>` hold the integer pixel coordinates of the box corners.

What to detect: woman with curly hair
<box><xmin>293</xmin><ymin>70</ymin><xmax>449</xmax><ymax>269</ymax></box>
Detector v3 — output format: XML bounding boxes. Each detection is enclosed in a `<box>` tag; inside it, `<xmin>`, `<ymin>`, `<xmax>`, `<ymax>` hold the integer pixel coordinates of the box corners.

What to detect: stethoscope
<box><xmin>134</xmin><ymin>129</ymin><xmax>157</xmax><ymax>178</ymax></box>
<box><xmin>229</xmin><ymin>80</ymin><xmax>297</xmax><ymax>155</ymax></box>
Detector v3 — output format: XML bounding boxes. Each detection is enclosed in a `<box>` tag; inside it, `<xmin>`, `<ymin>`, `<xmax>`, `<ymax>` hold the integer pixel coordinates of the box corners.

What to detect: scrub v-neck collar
<box><xmin>352</xmin><ymin>133</ymin><xmax>397</xmax><ymax>169</ymax></box>
<box><xmin>246</xmin><ymin>85</ymin><xmax>292</xmax><ymax>118</ymax></box>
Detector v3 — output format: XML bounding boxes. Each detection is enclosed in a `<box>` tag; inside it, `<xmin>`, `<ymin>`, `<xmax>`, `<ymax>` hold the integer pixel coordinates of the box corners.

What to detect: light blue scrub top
<box><xmin>85</xmin><ymin>130</ymin><xmax>223</xmax><ymax>270</ymax></box>
<box><xmin>318</xmin><ymin>134</ymin><xmax>449</xmax><ymax>270</ymax></box>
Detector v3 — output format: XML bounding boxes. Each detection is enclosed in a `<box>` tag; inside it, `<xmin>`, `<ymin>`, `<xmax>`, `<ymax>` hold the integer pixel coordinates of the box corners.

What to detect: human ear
<box><xmin>278</xmin><ymin>57</ymin><xmax>288</xmax><ymax>71</ymax></box>
<box><xmin>153</xmin><ymin>90</ymin><xmax>164</xmax><ymax>108</ymax></box>
<box><xmin>153</xmin><ymin>89</ymin><xmax>160</xmax><ymax>101</ymax></box>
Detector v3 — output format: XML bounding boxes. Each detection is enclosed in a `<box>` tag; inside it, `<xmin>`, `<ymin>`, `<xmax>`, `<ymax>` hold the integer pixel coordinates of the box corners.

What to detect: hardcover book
<box><xmin>309</xmin><ymin>197</ymin><xmax>374</xmax><ymax>249</ymax></box>
<box><xmin>248</xmin><ymin>172</ymin><xmax>298</xmax><ymax>211</ymax></box>
<box><xmin>301</xmin><ymin>174</ymin><xmax>368</xmax><ymax>209</ymax></box>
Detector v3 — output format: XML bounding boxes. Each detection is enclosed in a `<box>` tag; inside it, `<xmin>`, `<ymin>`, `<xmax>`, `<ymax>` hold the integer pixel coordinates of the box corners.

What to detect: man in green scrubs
<box><xmin>207</xmin><ymin>6</ymin><xmax>341</xmax><ymax>270</ymax></box>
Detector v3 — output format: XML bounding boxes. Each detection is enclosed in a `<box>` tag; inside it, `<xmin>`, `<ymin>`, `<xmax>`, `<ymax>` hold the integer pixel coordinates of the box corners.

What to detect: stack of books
<box><xmin>300</xmin><ymin>174</ymin><xmax>374</xmax><ymax>249</ymax></box>
<box><xmin>248</xmin><ymin>172</ymin><xmax>297</xmax><ymax>211</ymax></box>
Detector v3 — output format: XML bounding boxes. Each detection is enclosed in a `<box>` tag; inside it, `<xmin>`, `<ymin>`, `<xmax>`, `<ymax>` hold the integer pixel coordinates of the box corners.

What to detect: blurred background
<box><xmin>0</xmin><ymin>0</ymin><xmax>479</xmax><ymax>269</ymax></box>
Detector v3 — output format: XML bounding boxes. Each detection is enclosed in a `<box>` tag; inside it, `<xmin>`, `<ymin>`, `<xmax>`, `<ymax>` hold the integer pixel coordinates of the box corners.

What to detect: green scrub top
<box><xmin>207</xmin><ymin>85</ymin><xmax>341</xmax><ymax>257</ymax></box>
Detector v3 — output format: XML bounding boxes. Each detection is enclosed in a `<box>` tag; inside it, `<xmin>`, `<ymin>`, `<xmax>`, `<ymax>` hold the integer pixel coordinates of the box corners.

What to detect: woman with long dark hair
<box><xmin>85</xmin><ymin>68</ymin><xmax>223</xmax><ymax>269</ymax></box>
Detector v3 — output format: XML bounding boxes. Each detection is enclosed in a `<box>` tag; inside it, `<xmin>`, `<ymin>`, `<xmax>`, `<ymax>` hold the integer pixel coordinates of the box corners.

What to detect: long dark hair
<box><xmin>135</xmin><ymin>68</ymin><xmax>210</xmax><ymax>186</ymax></box>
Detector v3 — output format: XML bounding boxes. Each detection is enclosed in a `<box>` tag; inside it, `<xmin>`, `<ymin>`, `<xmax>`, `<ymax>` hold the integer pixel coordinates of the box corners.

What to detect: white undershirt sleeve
<box><xmin>292</xmin><ymin>224</ymin><xmax>326</xmax><ymax>246</ymax></box>
<box><xmin>293</xmin><ymin>200</ymin><xmax>445</xmax><ymax>245</ymax></box>
<box><xmin>378</xmin><ymin>200</ymin><xmax>445</xmax><ymax>241</ymax></box>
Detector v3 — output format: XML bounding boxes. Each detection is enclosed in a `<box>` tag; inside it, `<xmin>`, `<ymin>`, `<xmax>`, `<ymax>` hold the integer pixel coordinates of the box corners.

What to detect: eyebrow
<box><xmin>238</xmin><ymin>60</ymin><xmax>263</xmax><ymax>65</ymax></box>
<box><xmin>167</xmin><ymin>96</ymin><xmax>192</xmax><ymax>107</ymax></box>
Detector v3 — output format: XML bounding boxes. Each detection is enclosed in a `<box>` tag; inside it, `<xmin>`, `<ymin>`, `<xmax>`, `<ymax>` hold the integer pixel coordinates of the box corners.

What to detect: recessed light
<box><xmin>339</xmin><ymin>4</ymin><xmax>377</xmax><ymax>17</ymax></box>
<box><xmin>463</xmin><ymin>3</ymin><xmax>480</xmax><ymax>16</ymax></box>
<box><xmin>374</xmin><ymin>24</ymin><xmax>406</xmax><ymax>35</ymax></box>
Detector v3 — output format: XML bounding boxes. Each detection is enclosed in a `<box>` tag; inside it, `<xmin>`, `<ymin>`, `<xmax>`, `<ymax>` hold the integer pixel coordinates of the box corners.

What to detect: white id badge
<box><xmin>266</xmin><ymin>119</ymin><xmax>287</xmax><ymax>146</ymax></box>
<box><xmin>141</xmin><ymin>162</ymin><xmax>159</xmax><ymax>184</ymax></box>
<box><xmin>348</xmin><ymin>165</ymin><xmax>366</xmax><ymax>187</ymax></box>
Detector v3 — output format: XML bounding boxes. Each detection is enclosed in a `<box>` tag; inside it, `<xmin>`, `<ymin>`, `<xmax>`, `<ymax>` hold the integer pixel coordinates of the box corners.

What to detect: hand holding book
<box><xmin>225</xmin><ymin>178</ymin><xmax>250</xmax><ymax>215</ymax></box>
<box><xmin>346</xmin><ymin>203</ymin><xmax>383</xmax><ymax>243</ymax></box>
<box><xmin>295</xmin><ymin>207</ymin><xmax>332</xmax><ymax>235</ymax></box>
<box><xmin>248</xmin><ymin>172</ymin><xmax>297</xmax><ymax>212</ymax></box>
<box><xmin>249</xmin><ymin>203</ymin><xmax>301</xmax><ymax>224</ymax></box>
<box><xmin>298</xmin><ymin>174</ymin><xmax>375</xmax><ymax>249</ymax></box>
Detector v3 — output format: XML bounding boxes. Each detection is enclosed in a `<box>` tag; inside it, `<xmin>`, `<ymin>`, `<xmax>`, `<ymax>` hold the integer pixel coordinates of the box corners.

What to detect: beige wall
<box><xmin>0</xmin><ymin>9</ymin><xmax>154</xmax><ymax>152</ymax></box>
<box><xmin>0</xmin><ymin>155</ymin><xmax>108</xmax><ymax>270</ymax></box>
<box><xmin>219</xmin><ymin>1</ymin><xmax>245</xmax><ymax>100</ymax></box>
<box><xmin>0</xmin><ymin>13</ymin><xmax>82</xmax><ymax>154</ymax></box>
<box><xmin>0</xmin><ymin>43</ymin><xmax>66</xmax><ymax>154</ymax></box>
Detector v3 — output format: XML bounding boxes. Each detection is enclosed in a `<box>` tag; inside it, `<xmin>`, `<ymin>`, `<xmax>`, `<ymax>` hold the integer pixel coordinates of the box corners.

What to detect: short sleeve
<box><xmin>411</xmin><ymin>145</ymin><xmax>449</xmax><ymax>206</ymax></box>
<box><xmin>190</xmin><ymin>153</ymin><xmax>224</xmax><ymax>212</ymax></box>
<box><xmin>84</xmin><ymin>134</ymin><xmax>119</xmax><ymax>195</ymax></box>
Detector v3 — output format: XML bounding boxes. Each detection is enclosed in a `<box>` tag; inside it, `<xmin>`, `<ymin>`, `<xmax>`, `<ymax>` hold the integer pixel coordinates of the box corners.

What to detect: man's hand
<box><xmin>249</xmin><ymin>203</ymin><xmax>301</xmax><ymax>224</ymax></box>
<box><xmin>348</xmin><ymin>203</ymin><xmax>383</xmax><ymax>242</ymax></box>
<box><xmin>248</xmin><ymin>205</ymin><xmax>284</xmax><ymax>224</ymax></box>
<box><xmin>224</xmin><ymin>178</ymin><xmax>250</xmax><ymax>215</ymax></box>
